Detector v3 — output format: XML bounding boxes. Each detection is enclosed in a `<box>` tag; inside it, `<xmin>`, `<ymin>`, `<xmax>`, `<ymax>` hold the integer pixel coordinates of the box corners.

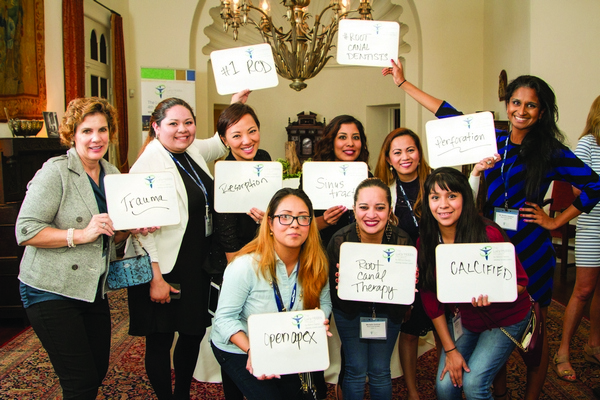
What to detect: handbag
<box><xmin>107</xmin><ymin>236</ymin><xmax>153</xmax><ymax>290</ymax></box>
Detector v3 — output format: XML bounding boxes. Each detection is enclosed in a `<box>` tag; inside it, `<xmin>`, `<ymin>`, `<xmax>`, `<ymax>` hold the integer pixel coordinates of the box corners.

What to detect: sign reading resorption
<box><xmin>210</xmin><ymin>43</ymin><xmax>279</xmax><ymax>95</ymax></box>
<box><xmin>302</xmin><ymin>161</ymin><xmax>369</xmax><ymax>209</ymax></box>
<box><xmin>338</xmin><ymin>242</ymin><xmax>417</xmax><ymax>305</ymax></box>
<box><xmin>248</xmin><ymin>309</ymin><xmax>330</xmax><ymax>377</ymax></box>
<box><xmin>336</xmin><ymin>20</ymin><xmax>399</xmax><ymax>67</ymax></box>
<box><xmin>214</xmin><ymin>161</ymin><xmax>283</xmax><ymax>213</ymax></box>
<box><xmin>104</xmin><ymin>173</ymin><xmax>181</xmax><ymax>230</ymax></box>
<box><xmin>425</xmin><ymin>112</ymin><xmax>498</xmax><ymax>168</ymax></box>
<box><xmin>435</xmin><ymin>242</ymin><xmax>518</xmax><ymax>303</ymax></box>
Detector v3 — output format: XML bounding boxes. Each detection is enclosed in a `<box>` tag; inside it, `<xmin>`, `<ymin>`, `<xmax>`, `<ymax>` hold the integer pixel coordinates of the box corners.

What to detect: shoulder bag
<box><xmin>107</xmin><ymin>235</ymin><xmax>153</xmax><ymax>290</ymax></box>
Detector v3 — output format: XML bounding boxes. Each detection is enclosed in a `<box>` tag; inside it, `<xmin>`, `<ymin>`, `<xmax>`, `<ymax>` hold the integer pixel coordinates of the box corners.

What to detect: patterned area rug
<box><xmin>1</xmin><ymin>291</ymin><xmax>599</xmax><ymax>399</ymax></box>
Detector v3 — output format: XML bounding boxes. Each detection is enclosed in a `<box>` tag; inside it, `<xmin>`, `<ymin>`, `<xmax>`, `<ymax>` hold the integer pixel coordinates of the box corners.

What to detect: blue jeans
<box><xmin>211</xmin><ymin>341</ymin><xmax>302</xmax><ymax>400</ymax></box>
<box><xmin>436</xmin><ymin>310</ymin><xmax>531</xmax><ymax>400</ymax></box>
<box><xmin>333</xmin><ymin>309</ymin><xmax>402</xmax><ymax>400</ymax></box>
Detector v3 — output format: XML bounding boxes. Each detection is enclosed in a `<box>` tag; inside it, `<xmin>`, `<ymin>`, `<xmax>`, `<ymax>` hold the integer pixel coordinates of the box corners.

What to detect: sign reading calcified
<box><xmin>338</xmin><ymin>242</ymin><xmax>417</xmax><ymax>305</ymax></box>
<box><xmin>425</xmin><ymin>112</ymin><xmax>498</xmax><ymax>168</ymax></box>
<box><xmin>302</xmin><ymin>161</ymin><xmax>369</xmax><ymax>209</ymax></box>
<box><xmin>336</xmin><ymin>20</ymin><xmax>400</xmax><ymax>67</ymax></box>
<box><xmin>247</xmin><ymin>309</ymin><xmax>330</xmax><ymax>377</ymax></box>
<box><xmin>214</xmin><ymin>161</ymin><xmax>283</xmax><ymax>213</ymax></box>
<box><xmin>210</xmin><ymin>43</ymin><xmax>279</xmax><ymax>95</ymax></box>
<box><xmin>104</xmin><ymin>173</ymin><xmax>180</xmax><ymax>230</ymax></box>
<box><xmin>435</xmin><ymin>242</ymin><xmax>518</xmax><ymax>303</ymax></box>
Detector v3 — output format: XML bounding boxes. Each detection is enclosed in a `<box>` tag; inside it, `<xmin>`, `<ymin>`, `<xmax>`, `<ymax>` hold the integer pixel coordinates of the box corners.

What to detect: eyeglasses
<box><xmin>273</xmin><ymin>214</ymin><xmax>312</xmax><ymax>226</ymax></box>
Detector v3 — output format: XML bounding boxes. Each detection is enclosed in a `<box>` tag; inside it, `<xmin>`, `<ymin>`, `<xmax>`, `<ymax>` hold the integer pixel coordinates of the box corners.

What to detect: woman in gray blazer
<box><xmin>16</xmin><ymin>97</ymin><xmax>133</xmax><ymax>400</ymax></box>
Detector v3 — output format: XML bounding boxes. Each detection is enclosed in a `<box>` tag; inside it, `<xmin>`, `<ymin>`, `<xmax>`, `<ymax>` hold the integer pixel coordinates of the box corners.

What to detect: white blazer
<box><xmin>131</xmin><ymin>134</ymin><xmax>227</xmax><ymax>274</ymax></box>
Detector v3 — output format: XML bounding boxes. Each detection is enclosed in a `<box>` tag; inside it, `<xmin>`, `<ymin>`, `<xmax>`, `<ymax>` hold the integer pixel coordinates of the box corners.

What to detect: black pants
<box><xmin>26</xmin><ymin>297</ymin><xmax>111</xmax><ymax>400</ymax></box>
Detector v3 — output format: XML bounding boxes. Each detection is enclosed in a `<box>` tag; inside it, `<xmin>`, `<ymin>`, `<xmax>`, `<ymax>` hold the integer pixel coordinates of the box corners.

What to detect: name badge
<box><xmin>205</xmin><ymin>213</ymin><xmax>213</xmax><ymax>237</ymax></box>
<box><xmin>452</xmin><ymin>312</ymin><xmax>463</xmax><ymax>341</ymax></box>
<box><xmin>360</xmin><ymin>317</ymin><xmax>387</xmax><ymax>340</ymax></box>
<box><xmin>493</xmin><ymin>207</ymin><xmax>519</xmax><ymax>231</ymax></box>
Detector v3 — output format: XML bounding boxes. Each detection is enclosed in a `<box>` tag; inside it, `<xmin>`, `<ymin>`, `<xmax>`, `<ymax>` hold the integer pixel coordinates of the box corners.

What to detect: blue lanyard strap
<box><xmin>397</xmin><ymin>179</ymin><xmax>419</xmax><ymax>228</ymax></box>
<box><xmin>500</xmin><ymin>136</ymin><xmax>516</xmax><ymax>210</ymax></box>
<box><xmin>168</xmin><ymin>152</ymin><xmax>210</xmax><ymax>208</ymax></box>
<box><xmin>271</xmin><ymin>276</ymin><xmax>297</xmax><ymax>312</ymax></box>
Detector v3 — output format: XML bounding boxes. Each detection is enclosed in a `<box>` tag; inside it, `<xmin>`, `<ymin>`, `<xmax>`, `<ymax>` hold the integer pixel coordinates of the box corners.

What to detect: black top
<box><xmin>327</xmin><ymin>223</ymin><xmax>412</xmax><ymax>323</ymax></box>
<box><xmin>394</xmin><ymin>177</ymin><xmax>420</xmax><ymax>244</ymax></box>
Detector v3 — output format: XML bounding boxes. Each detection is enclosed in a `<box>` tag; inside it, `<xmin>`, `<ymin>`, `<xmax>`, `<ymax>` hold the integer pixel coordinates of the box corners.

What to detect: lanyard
<box><xmin>397</xmin><ymin>179</ymin><xmax>419</xmax><ymax>228</ymax></box>
<box><xmin>500</xmin><ymin>136</ymin><xmax>517</xmax><ymax>210</ymax></box>
<box><xmin>168</xmin><ymin>152</ymin><xmax>210</xmax><ymax>210</ymax></box>
<box><xmin>271</xmin><ymin>270</ymin><xmax>297</xmax><ymax>312</ymax></box>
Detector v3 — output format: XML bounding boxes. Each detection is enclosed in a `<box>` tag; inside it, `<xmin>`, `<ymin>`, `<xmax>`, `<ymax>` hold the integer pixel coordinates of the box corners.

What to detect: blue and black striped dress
<box><xmin>436</xmin><ymin>101</ymin><xmax>600</xmax><ymax>306</ymax></box>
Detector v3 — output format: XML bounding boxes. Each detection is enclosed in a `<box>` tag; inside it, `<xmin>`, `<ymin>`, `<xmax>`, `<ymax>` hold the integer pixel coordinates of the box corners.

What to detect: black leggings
<box><xmin>145</xmin><ymin>331</ymin><xmax>205</xmax><ymax>400</ymax></box>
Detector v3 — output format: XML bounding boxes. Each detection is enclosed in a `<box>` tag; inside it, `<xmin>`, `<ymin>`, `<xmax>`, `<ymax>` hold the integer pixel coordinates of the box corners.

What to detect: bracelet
<box><xmin>67</xmin><ymin>228</ymin><xmax>76</xmax><ymax>248</ymax></box>
<box><xmin>444</xmin><ymin>346</ymin><xmax>457</xmax><ymax>354</ymax></box>
<box><xmin>397</xmin><ymin>79</ymin><xmax>407</xmax><ymax>88</ymax></box>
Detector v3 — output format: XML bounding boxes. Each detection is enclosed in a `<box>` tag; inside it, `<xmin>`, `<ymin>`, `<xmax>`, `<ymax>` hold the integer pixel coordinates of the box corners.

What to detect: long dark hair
<box><xmin>418</xmin><ymin>168</ymin><xmax>488</xmax><ymax>291</ymax></box>
<box><xmin>313</xmin><ymin>115</ymin><xmax>369</xmax><ymax>163</ymax></box>
<box><xmin>505</xmin><ymin>76</ymin><xmax>566</xmax><ymax>201</ymax></box>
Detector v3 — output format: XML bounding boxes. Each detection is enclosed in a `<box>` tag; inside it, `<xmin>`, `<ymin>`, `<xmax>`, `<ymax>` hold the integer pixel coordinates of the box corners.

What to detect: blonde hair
<box><xmin>59</xmin><ymin>97</ymin><xmax>118</xmax><ymax>148</ymax></box>
<box><xmin>234</xmin><ymin>189</ymin><xmax>328</xmax><ymax>310</ymax></box>
<box><xmin>579</xmin><ymin>95</ymin><xmax>600</xmax><ymax>145</ymax></box>
<box><xmin>373</xmin><ymin>128</ymin><xmax>431</xmax><ymax>219</ymax></box>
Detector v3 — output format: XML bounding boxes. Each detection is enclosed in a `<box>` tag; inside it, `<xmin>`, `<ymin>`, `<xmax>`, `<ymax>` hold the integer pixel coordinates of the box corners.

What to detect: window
<box><xmin>85</xmin><ymin>10</ymin><xmax>111</xmax><ymax>99</ymax></box>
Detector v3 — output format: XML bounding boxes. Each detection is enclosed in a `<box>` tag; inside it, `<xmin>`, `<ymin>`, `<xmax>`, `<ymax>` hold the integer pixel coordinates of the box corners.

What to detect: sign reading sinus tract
<box><xmin>302</xmin><ymin>161</ymin><xmax>368</xmax><ymax>209</ymax></box>
<box><xmin>104</xmin><ymin>172</ymin><xmax>180</xmax><ymax>230</ymax></box>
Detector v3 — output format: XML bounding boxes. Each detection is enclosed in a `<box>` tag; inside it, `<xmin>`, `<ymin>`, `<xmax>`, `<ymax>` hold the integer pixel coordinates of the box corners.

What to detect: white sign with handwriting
<box><xmin>214</xmin><ymin>161</ymin><xmax>283</xmax><ymax>213</ymax></box>
<box><xmin>210</xmin><ymin>43</ymin><xmax>279</xmax><ymax>95</ymax></box>
<box><xmin>338</xmin><ymin>242</ymin><xmax>417</xmax><ymax>305</ymax></box>
<box><xmin>435</xmin><ymin>242</ymin><xmax>518</xmax><ymax>303</ymax></box>
<box><xmin>302</xmin><ymin>162</ymin><xmax>369</xmax><ymax>209</ymax></box>
<box><xmin>336</xmin><ymin>20</ymin><xmax>399</xmax><ymax>67</ymax></box>
<box><xmin>104</xmin><ymin>173</ymin><xmax>180</xmax><ymax>230</ymax></box>
<box><xmin>425</xmin><ymin>112</ymin><xmax>498</xmax><ymax>168</ymax></box>
<box><xmin>248</xmin><ymin>309</ymin><xmax>330</xmax><ymax>376</ymax></box>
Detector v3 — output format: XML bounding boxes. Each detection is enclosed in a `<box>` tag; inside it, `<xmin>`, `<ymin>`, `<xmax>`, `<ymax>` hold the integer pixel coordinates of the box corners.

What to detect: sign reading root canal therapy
<box><xmin>338</xmin><ymin>242</ymin><xmax>417</xmax><ymax>305</ymax></box>
<box><xmin>302</xmin><ymin>161</ymin><xmax>369</xmax><ymax>209</ymax></box>
<box><xmin>210</xmin><ymin>43</ymin><xmax>279</xmax><ymax>95</ymax></box>
<box><xmin>214</xmin><ymin>161</ymin><xmax>283</xmax><ymax>213</ymax></box>
<box><xmin>435</xmin><ymin>242</ymin><xmax>518</xmax><ymax>303</ymax></box>
<box><xmin>425</xmin><ymin>111</ymin><xmax>498</xmax><ymax>168</ymax></box>
<box><xmin>247</xmin><ymin>309</ymin><xmax>330</xmax><ymax>377</ymax></box>
<box><xmin>104</xmin><ymin>172</ymin><xmax>181</xmax><ymax>230</ymax></box>
<box><xmin>336</xmin><ymin>20</ymin><xmax>400</xmax><ymax>67</ymax></box>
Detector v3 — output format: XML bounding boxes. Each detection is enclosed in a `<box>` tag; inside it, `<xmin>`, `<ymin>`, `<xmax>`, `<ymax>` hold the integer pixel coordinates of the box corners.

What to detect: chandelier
<box><xmin>219</xmin><ymin>0</ymin><xmax>373</xmax><ymax>91</ymax></box>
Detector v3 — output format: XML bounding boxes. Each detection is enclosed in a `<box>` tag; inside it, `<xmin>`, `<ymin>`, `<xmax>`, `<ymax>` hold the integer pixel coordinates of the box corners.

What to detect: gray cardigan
<box><xmin>16</xmin><ymin>147</ymin><xmax>120</xmax><ymax>302</ymax></box>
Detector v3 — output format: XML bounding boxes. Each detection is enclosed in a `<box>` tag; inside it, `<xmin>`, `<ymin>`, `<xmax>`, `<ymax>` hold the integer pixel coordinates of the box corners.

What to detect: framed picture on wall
<box><xmin>43</xmin><ymin>112</ymin><xmax>59</xmax><ymax>138</ymax></box>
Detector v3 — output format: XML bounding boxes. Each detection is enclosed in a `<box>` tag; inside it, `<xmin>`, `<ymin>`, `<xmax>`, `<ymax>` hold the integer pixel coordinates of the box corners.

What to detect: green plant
<box><xmin>277</xmin><ymin>158</ymin><xmax>306</xmax><ymax>179</ymax></box>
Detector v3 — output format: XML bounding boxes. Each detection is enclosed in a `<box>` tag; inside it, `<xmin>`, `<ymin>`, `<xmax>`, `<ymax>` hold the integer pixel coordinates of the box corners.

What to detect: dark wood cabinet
<box><xmin>285</xmin><ymin>112</ymin><xmax>325</xmax><ymax>162</ymax></box>
<box><xmin>0</xmin><ymin>138</ymin><xmax>65</xmax><ymax>322</ymax></box>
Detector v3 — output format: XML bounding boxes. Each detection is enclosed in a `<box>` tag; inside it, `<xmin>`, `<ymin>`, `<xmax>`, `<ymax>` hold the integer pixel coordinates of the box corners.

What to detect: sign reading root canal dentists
<box><xmin>214</xmin><ymin>161</ymin><xmax>283</xmax><ymax>213</ymax></box>
<box><xmin>425</xmin><ymin>112</ymin><xmax>497</xmax><ymax>168</ymax></box>
<box><xmin>435</xmin><ymin>242</ymin><xmax>518</xmax><ymax>303</ymax></box>
<box><xmin>210</xmin><ymin>43</ymin><xmax>279</xmax><ymax>95</ymax></box>
<box><xmin>247</xmin><ymin>309</ymin><xmax>330</xmax><ymax>377</ymax></box>
<box><xmin>302</xmin><ymin>161</ymin><xmax>369</xmax><ymax>209</ymax></box>
<box><xmin>104</xmin><ymin>173</ymin><xmax>181</xmax><ymax>230</ymax></box>
<box><xmin>338</xmin><ymin>242</ymin><xmax>417</xmax><ymax>305</ymax></box>
<box><xmin>336</xmin><ymin>20</ymin><xmax>399</xmax><ymax>67</ymax></box>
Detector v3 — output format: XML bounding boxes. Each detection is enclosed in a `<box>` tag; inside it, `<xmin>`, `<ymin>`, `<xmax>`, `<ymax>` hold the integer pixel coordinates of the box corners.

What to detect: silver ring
<box><xmin>486</xmin><ymin>160</ymin><xmax>491</xmax><ymax>165</ymax></box>
<box><xmin>102</xmin><ymin>222</ymin><xmax>106</xmax><ymax>228</ymax></box>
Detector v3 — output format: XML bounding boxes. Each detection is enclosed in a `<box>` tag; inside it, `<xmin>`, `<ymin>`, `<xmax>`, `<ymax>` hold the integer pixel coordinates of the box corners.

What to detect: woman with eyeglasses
<box><xmin>327</xmin><ymin>178</ymin><xmax>412</xmax><ymax>400</ymax></box>
<box><xmin>210</xmin><ymin>188</ymin><xmax>331</xmax><ymax>400</ymax></box>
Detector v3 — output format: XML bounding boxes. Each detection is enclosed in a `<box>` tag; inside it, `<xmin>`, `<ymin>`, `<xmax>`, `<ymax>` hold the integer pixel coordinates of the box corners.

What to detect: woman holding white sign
<box><xmin>127</xmin><ymin>97</ymin><xmax>231</xmax><ymax>400</ymax></box>
<box><xmin>385</xmin><ymin>59</ymin><xmax>600</xmax><ymax>399</ymax></box>
<box><xmin>374</xmin><ymin>128</ymin><xmax>437</xmax><ymax>400</ymax></box>
<box><xmin>214</xmin><ymin>102</ymin><xmax>271</xmax><ymax>400</ymax></box>
<box><xmin>210</xmin><ymin>188</ymin><xmax>331</xmax><ymax>400</ymax></box>
<box><xmin>328</xmin><ymin>178</ymin><xmax>412</xmax><ymax>400</ymax></box>
<box><xmin>419</xmin><ymin>167</ymin><xmax>531</xmax><ymax>400</ymax></box>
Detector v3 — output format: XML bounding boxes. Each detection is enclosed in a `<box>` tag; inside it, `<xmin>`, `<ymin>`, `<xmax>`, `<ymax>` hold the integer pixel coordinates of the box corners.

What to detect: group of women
<box><xmin>15</xmin><ymin>58</ymin><xmax>600</xmax><ymax>400</ymax></box>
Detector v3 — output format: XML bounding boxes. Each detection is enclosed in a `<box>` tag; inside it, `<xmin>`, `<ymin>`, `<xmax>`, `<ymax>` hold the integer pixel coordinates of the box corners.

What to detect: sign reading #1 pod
<box><xmin>435</xmin><ymin>242</ymin><xmax>518</xmax><ymax>303</ymax></box>
<box><xmin>104</xmin><ymin>172</ymin><xmax>181</xmax><ymax>231</ymax></box>
<box><xmin>302</xmin><ymin>161</ymin><xmax>369</xmax><ymax>209</ymax></box>
<box><xmin>210</xmin><ymin>43</ymin><xmax>279</xmax><ymax>95</ymax></box>
<box><xmin>336</xmin><ymin>20</ymin><xmax>399</xmax><ymax>67</ymax></box>
<box><xmin>425</xmin><ymin>112</ymin><xmax>498</xmax><ymax>168</ymax></box>
<box><xmin>214</xmin><ymin>161</ymin><xmax>283</xmax><ymax>213</ymax></box>
<box><xmin>248</xmin><ymin>309</ymin><xmax>330</xmax><ymax>377</ymax></box>
<box><xmin>338</xmin><ymin>242</ymin><xmax>417</xmax><ymax>305</ymax></box>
